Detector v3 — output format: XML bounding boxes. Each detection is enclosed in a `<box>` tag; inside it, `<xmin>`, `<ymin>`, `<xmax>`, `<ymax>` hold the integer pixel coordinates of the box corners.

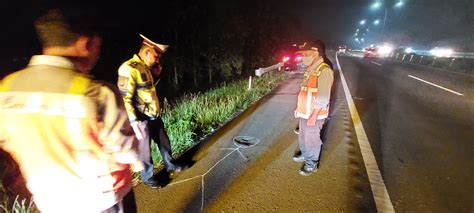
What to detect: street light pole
<box><xmin>381</xmin><ymin>7</ymin><xmax>388</xmax><ymax>41</ymax></box>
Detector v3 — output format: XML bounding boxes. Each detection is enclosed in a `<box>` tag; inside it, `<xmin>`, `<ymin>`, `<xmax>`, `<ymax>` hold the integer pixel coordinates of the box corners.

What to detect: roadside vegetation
<box><xmin>0</xmin><ymin>152</ymin><xmax>35</xmax><ymax>213</ymax></box>
<box><xmin>0</xmin><ymin>188</ymin><xmax>35</xmax><ymax>213</ymax></box>
<box><xmin>150</xmin><ymin>71</ymin><xmax>286</xmax><ymax>173</ymax></box>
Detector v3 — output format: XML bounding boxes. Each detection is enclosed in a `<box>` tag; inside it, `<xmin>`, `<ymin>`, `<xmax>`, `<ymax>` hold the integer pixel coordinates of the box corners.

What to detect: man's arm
<box><xmin>314</xmin><ymin>67</ymin><xmax>334</xmax><ymax>108</ymax></box>
<box><xmin>92</xmin><ymin>83</ymin><xmax>142</xmax><ymax>170</ymax></box>
<box><xmin>117</xmin><ymin>64</ymin><xmax>148</xmax><ymax>140</ymax></box>
<box><xmin>117</xmin><ymin>64</ymin><xmax>138</xmax><ymax>122</ymax></box>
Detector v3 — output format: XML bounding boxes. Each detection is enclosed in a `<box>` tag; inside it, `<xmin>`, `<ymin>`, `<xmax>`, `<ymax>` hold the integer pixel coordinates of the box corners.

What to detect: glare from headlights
<box><xmin>430</xmin><ymin>48</ymin><xmax>453</xmax><ymax>57</ymax></box>
<box><xmin>378</xmin><ymin>45</ymin><xmax>394</xmax><ymax>55</ymax></box>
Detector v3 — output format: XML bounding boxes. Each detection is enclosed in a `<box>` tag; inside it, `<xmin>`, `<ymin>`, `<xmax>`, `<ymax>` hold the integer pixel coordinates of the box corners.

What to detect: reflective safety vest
<box><xmin>117</xmin><ymin>54</ymin><xmax>160</xmax><ymax>122</ymax></box>
<box><xmin>0</xmin><ymin>56</ymin><xmax>138</xmax><ymax>212</ymax></box>
<box><xmin>295</xmin><ymin>62</ymin><xmax>330</xmax><ymax>119</ymax></box>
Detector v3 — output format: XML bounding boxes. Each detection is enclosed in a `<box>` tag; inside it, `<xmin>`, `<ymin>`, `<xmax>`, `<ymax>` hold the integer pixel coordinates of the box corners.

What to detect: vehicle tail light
<box><xmin>295</xmin><ymin>56</ymin><xmax>303</xmax><ymax>61</ymax></box>
<box><xmin>282</xmin><ymin>56</ymin><xmax>290</xmax><ymax>62</ymax></box>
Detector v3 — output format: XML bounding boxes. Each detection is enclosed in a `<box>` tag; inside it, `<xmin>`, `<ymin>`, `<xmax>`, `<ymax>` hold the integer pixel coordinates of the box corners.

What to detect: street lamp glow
<box><xmin>395</xmin><ymin>1</ymin><xmax>404</xmax><ymax>7</ymax></box>
<box><xmin>373</xmin><ymin>19</ymin><xmax>380</xmax><ymax>25</ymax></box>
<box><xmin>371</xmin><ymin>2</ymin><xmax>382</xmax><ymax>9</ymax></box>
<box><xmin>360</xmin><ymin>20</ymin><xmax>366</xmax><ymax>25</ymax></box>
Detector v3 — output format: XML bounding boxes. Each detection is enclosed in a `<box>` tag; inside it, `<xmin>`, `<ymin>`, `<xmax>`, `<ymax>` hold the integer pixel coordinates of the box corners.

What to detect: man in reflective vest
<box><xmin>0</xmin><ymin>7</ymin><xmax>143</xmax><ymax>212</ymax></box>
<box><xmin>293</xmin><ymin>40</ymin><xmax>334</xmax><ymax>176</ymax></box>
<box><xmin>117</xmin><ymin>34</ymin><xmax>182</xmax><ymax>188</ymax></box>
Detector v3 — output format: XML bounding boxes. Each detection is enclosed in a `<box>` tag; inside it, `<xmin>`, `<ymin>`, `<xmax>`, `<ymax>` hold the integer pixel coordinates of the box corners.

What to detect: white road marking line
<box><xmin>336</xmin><ymin>54</ymin><xmax>395</xmax><ymax>212</ymax></box>
<box><xmin>371</xmin><ymin>61</ymin><xmax>382</xmax><ymax>66</ymax></box>
<box><xmin>408</xmin><ymin>75</ymin><xmax>464</xmax><ymax>96</ymax></box>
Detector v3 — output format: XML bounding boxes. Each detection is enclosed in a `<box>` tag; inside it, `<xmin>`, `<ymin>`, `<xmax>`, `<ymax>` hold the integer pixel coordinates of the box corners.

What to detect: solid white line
<box><xmin>371</xmin><ymin>61</ymin><xmax>382</xmax><ymax>66</ymax></box>
<box><xmin>201</xmin><ymin>178</ymin><xmax>205</xmax><ymax>211</ymax></box>
<box><xmin>336</xmin><ymin>54</ymin><xmax>395</xmax><ymax>212</ymax></box>
<box><xmin>408</xmin><ymin>75</ymin><xmax>464</xmax><ymax>96</ymax></box>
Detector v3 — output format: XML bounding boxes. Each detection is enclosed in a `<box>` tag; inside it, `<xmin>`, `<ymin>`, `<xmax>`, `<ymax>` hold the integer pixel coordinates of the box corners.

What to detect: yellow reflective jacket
<box><xmin>117</xmin><ymin>54</ymin><xmax>160</xmax><ymax>122</ymax></box>
<box><xmin>0</xmin><ymin>55</ymin><xmax>139</xmax><ymax>212</ymax></box>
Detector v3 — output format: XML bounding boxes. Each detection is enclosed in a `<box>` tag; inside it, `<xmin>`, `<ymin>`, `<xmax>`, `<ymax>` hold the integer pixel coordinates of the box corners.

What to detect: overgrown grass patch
<box><xmin>151</xmin><ymin>72</ymin><xmax>286</xmax><ymax>165</ymax></box>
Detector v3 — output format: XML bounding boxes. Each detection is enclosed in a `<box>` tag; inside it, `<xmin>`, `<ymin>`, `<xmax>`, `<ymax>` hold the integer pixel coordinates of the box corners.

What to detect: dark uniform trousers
<box><xmin>136</xmin><ymin>112</ymin><xmax>177</xmax><ymax>182</ymax></box>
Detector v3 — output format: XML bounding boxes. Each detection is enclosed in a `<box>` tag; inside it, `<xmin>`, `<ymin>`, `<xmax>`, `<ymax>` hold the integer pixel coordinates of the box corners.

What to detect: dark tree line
<box><xmin>93</xmin><ymin>0</ymin><xmax>310</xmax><ymax>99</ymax></box>
<box><xmin>1</xmin><ymin>0</ymin><xmax>311</xmax><ymax>97</ymax></box>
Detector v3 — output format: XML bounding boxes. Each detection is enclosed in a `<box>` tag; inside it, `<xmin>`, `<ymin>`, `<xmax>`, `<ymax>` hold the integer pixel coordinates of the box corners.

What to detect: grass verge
<box><xmin>148</xmin><ymin>71</ymin><xmax>286</xmax><ymax>171</ymax></box>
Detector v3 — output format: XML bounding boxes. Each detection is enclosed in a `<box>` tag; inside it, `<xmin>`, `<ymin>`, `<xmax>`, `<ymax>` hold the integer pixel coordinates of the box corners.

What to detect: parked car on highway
<box><xmin>338</xmin><ymin>45</ymin><xmax>347</xmax><ymax>53</ymax></box>
<box><xmin>281</xmin><ymin>44</ymin><xmax>305</xmax><ymax>71</ymax></box>
<box><xmin>363</xmin><ymin>47</ymin><xmax>379</xmax><ymax>59</ymax></box>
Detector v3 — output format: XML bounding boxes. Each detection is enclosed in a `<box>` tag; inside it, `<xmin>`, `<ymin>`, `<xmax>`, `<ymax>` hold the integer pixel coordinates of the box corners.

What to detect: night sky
<box><xmin>1</xmin><ymin>0</ymin><xmax>472</xmax><ymax>78</ymax></box>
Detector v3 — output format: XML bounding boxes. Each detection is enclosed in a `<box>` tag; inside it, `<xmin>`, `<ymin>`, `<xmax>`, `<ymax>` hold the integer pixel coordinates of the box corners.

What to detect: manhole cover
<box><xmin>233</xmin><ymin>136</ymin><xmax>259</xmax><ymax>148</ymax></box>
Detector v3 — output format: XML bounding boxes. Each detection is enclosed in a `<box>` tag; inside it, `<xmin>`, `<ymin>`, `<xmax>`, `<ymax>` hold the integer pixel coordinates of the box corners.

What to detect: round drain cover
<box><xmin>233</xmin><ymin>136</ymin><xmax>259</xmax><ymax>148</ymax></box>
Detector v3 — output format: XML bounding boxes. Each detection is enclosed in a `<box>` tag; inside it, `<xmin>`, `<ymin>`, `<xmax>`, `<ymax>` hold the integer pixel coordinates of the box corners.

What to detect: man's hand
<box><xmin>131</xmin><ymin>161</ymin><xmax>145</xmax><ymax>172</ymax></box>
<box><xmin>151</xmin><ymin>65</ymin><xmax>162</xmax><ymax>77</ymax></box>
<box><xmin>307</xmin><ymin>108</ymin><xmax>322</xmax><ymax>126</ymax></box>
<box><xmin>130</xmin><ymin>121</ymin><xmax>145</xmax><ymax>141</ymax></box>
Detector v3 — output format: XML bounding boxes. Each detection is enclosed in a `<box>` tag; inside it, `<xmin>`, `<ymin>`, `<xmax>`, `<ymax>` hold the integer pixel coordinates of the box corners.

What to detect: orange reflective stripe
<box><xmin>307</xmin><ymin>74</ymin><xmax>318</xmax><ymax>88</ymax></box>
<box><xmin>68</xmin><ymin>76</ymin><xmax>90</xmax><ymax>94</ymax></box>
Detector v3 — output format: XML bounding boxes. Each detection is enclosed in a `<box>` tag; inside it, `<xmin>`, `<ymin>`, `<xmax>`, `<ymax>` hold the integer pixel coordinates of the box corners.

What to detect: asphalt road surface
<box><xmin>337</xmin><ymin>52</ymin><xmax>473</xmax><ymax>212</ymax></box>
<box><xmin>133</xmin><ymin>51</ymin><xmax>473</xmax><ymax>212</ymax></box>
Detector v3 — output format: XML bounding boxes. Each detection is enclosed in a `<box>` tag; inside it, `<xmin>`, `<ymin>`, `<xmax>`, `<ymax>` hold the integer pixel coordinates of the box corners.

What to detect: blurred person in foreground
<box><xmin>293</xmin><ymin>40</ymin><xmax>334</xmax><ymax>176</ymax></box>
<box><xmin>117</xmin><ymin>34</ymin><xmax>182</xmax><ymax>189</ymax></box>
<box><xmin>0</xmin><ymin>6</ymin><xmax>143</xmax><ymax>212</ymax></box>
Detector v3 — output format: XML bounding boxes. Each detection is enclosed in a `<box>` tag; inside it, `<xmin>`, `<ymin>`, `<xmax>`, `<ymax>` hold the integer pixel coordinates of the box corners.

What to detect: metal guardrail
<box><xmin>247</xmin><ymin>62</ymin><xmax>284</xmax><ymax>90</ymax></box>
<box><xmin>411</xmin><ymin>51</ymin><xmax>474</xmax><ymax>59</ymax></box>
<box><xmin>388</xmin><ymin>52</ymin><xmax>474</xmax><ymax>75</ymax></box>
<box><xmin>255</xmin><ymin>62</ymin><xmax>283</xmax><ymax>77</ymax></box>
<box><xmin>344</xmin><ymin>50</ymin><xmax>473</xmax><ymax>75</ymax></box>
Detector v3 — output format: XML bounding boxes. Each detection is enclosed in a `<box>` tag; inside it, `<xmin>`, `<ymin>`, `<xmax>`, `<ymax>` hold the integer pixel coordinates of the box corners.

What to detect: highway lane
<box><xmin>132</xmin><ymin>52</ymin><xmax>472</xmax><ymax>212</ymax></box>
<box><xmin>134</xmin><ymin>64</ymin><xmax>378</xmax><ymax>212</ymax></box>
<box><xmin>336</xmin><ymin>53</ymin><xmax>474</xmax><ymax>212</ymax></box>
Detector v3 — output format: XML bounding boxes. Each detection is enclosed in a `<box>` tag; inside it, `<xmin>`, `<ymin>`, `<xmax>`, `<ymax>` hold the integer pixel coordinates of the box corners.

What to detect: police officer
<box><xmin>117</xmin><ymin>34</ymin><xmax>182</xmax><ymax>188</ymax></box>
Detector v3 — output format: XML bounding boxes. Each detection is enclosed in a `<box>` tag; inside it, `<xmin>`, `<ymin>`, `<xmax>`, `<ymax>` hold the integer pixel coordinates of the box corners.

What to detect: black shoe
<box><xmin>167</xmin><ymin>165</ymin><xmax>182</xmax><ymax>173</ymax></box>
<box><xmin>299</xmin><ymin>161</ymin><xmax>319</xmax><ymax>176</ymax></box>
<box><xmin>294</xmin><ymin>126</ymin><xmax>299</xmax><ymax>135</ymax></box>
<box><xmin>143</xmin><ymin>179</ymin><xmax>161</xmax><ymax>189</ymax></box>
<box><xmin>292</xmin><ymin>154</ymin><xmax>304</xmax><ymax>162</ymax></box>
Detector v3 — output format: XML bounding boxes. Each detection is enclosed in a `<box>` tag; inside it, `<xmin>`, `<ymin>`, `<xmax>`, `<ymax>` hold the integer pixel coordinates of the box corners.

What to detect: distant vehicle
<box><xmin>281</xmin><ymin>44</ymin><xmax>305</xmax><ymax>71</ymax></box>
<box><xmin>338</xmin><ymin>45</ymin><xmax>347</xmax><ymax>53</ymax></box>
<box><xmin>363</xmin><ymin>47</ymin><xmax>379</xmax><ymax>59</ymax></box>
